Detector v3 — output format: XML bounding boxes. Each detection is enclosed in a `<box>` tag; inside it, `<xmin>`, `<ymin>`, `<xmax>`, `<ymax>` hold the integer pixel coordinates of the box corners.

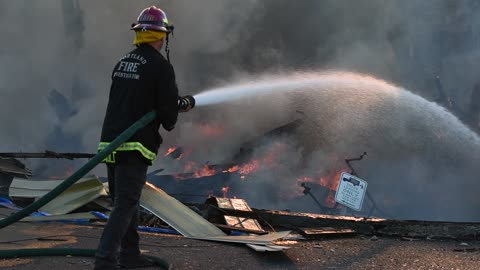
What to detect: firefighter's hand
<box><xmin>162</xmin><ymin>123</ymin><xmax>175</xmax><ymax>131</ymax></box>
<box><xmin>178</xmin><ymin>95</ymin><xmax>195</xmax><ymax>112</ymax></box>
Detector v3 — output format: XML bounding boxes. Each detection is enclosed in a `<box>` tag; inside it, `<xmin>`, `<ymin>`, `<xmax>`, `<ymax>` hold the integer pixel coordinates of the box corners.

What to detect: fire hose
<box><xmin>0</xmin><ymin>111</ymin><xmax>172</xmax><ymax>269</ymax></box>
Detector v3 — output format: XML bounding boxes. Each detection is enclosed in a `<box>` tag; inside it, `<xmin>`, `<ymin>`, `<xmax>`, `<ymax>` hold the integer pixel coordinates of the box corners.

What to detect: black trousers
<box><xmin>94</xmin><ymin>154</ymin><xmax>148</xmax><ymax>269</ymax></box>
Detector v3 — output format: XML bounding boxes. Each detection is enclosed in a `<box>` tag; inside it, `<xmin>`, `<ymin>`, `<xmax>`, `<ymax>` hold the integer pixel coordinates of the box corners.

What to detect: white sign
<box><xmin>335</xmin><ymin>172</ymin><xmax>368</xmax><ymax>211</ymax></box>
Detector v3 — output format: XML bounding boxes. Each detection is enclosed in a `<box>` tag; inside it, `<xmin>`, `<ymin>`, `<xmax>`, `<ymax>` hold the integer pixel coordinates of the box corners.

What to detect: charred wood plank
<box><xmin>298</xmin><ymin>227</ymin><xmax>357</xmax><ymax>239</ymax></box>
<box><xmin>253</xmin><ymin>209</ymin><xmax>480</xmax><ymax>240</ymax></box>
<box><xmin>372</xmin><ymin>220</ymin><xmax>480</xmax><ymax>240</ymax></box>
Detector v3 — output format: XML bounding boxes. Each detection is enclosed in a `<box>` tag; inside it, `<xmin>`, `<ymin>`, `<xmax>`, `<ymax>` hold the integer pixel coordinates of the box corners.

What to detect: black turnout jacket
<box><xmin>99</xmin><ymin>44</ymin><xmax>179</xmax><ymax>162</ymax></box>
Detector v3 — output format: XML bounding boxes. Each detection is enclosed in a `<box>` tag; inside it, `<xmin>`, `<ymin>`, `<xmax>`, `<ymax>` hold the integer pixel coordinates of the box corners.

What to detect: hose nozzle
<box><xmin>178</xmin><ymin>95</ymin><xmax>195</xmax><ymax>112</ymax></box>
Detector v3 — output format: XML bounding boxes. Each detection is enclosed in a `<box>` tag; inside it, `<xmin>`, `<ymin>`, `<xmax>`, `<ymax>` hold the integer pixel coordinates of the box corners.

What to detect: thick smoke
<box><xmin>192</xmin><ymin>72</ymin><xmax>480</xmax><ymax>221</ymax></box>
<box><xmin>1</xmin><ymin>0</ymin><xmax>478</xmax><ymax>151</ymax></box>
<box><xmin>1</xmin><ymin>1</ymin><xmax>479</xmax><ymax>219</ymax></box>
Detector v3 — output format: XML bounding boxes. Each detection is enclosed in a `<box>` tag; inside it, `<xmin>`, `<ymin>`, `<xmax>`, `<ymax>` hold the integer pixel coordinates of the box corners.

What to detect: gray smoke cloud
<box><xmin>1</xmin><ymin>1</ymin><xmax>479</xmax><ymax>220</ymax></box>
<box><xmin>191</xmin><ymin>71</ymin><xmax>480</xmax><ymax>221</ymax></box>
<box><xmin>2</xmin><ymin>0</ymin><xmax>478</xmax><ymax>150</ymax></box>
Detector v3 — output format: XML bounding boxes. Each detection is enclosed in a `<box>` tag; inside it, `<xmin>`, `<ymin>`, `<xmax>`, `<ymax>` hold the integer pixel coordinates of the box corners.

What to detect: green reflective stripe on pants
<box><xmin>98</xmin><ymin>142</ymin><xmax>157</xmax><ymax>161</ymax></box>
<box><xmin>103</xmin><ymin>153</ymin><xmax>116</xmax><ymax>163</ymax></box>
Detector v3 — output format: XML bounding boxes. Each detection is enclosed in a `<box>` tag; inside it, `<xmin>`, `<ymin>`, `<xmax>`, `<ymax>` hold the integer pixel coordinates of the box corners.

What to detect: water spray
<box><xmin>187</xmin><ymin>71</ymin><xmax>480</xmax><ymax>221</ymax></box>
<box><xmin>192</xmin><ymin>75</ymin><xmax>321</xmax><ymax>107</ymax></box>
<box><xmin>192</xmin><ymin>72</ymin><xmax>386</xmax><ymax>107</ymax></box>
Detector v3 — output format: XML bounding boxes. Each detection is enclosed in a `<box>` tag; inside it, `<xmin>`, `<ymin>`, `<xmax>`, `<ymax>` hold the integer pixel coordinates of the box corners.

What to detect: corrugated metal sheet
<box><xmin>9</xmin><ymin>176</ymin><xmax>107</xmax><ymax>215</ymax></box>
<box><xmin>246</xmin><ymin>244</ymin><xmax>290</xmax><ymax>252</ymax></box>
<box><xmin>140</xmin><ymin>183</ymin><xmax>291</xmax><ymax>247</ymax></box>
<box><xmin>194</xmin><ymin>230</ymin><xmax>292</xmax><ymax>245</ymax></box>
<box><xmin>9</xmin><ymin>177</ymin><xmax>104</xmax><ymax>198</ymax></box>
<box><xmin>0</xmin><ymin>158</ymin><xmax>32</xmax><ymax>177</ymax></box>
<box><xmin>40</xmin><ymin>180</ymin><xmax>106</xmax><ymax>215</ymax></box>
<box><xmin>21</xmin><ymin>212</ymin><xmax>98</xmax><ymax>222</ymax></box>
<box><xmin>140</xmin><ymin>182</ymin><xmax>225</xmax><ymax>238</ymax></box>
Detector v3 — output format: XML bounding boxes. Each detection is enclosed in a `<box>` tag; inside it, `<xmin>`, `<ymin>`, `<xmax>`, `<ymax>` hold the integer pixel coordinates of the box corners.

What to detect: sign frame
<box><xmin>334</xmin><ymin>172</ymin><xmax>368</xmax><ymax>211</ymax></box>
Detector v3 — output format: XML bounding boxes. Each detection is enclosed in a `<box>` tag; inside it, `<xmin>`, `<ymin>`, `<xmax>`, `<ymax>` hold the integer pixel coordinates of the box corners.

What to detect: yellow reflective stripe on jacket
<box><xmin>98</xmin><ymin>142</ymin><xmax>157</xmax><ymax>161</ymax></box>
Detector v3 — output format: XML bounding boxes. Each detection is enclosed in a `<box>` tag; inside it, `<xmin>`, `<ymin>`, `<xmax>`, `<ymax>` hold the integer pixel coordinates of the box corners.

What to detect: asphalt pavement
<box><xmin>0</xmin><ymin>220</ymin><xmax>479</xmax><ymax>270</ymax></box>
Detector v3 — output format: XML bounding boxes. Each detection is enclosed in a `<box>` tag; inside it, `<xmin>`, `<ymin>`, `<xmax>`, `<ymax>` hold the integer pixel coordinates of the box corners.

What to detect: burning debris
<box><xmin>2</xmin><ymin>172</ymin><xmax>480</xmax><ymax>242</ymax></box>
<box><xmin>154</xmin><ymin>119</ymin><xmax>333</xmax><ymax>213</ymax></box>
<box><xmin>164</xmin><ymin>147</ymin><xmax>184</xmax><ymax>160</ymax></box>
<box><xmin>204</xmin><ymin>197</ymin><xmax>267</xmax><ymax>234</ymax></box>
<box><xmin>2</xmin><ymin>178</ymin><xmax>292</xmax><ymax>251</ymax></box>
<box><xmin>1</xmin><ymin>150</ymin><xmax>480</xmax><ymax>248</ymax></box>
<box><xmin>152</xmin><ymin>116</ymin><xmax>393</xmax><ymax>222</ymax></box>
<box><xmin>152</xmin><ymin>123</ymin><xmax>373</xmax><ymax>218</ymax></box>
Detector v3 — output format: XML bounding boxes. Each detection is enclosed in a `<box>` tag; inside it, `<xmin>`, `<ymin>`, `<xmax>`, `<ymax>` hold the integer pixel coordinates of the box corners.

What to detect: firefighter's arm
<box><xmin>156</xmin><ymin>64</ymin><xmax>179</xmax><ymax>131</ymax></box>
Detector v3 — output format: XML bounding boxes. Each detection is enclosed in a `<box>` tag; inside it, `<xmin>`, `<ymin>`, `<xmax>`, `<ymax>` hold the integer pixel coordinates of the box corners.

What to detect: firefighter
<box><xmin>94</xmin><ymin>6</ymin><xmax>194</xmax><ymax>269</ymax></box>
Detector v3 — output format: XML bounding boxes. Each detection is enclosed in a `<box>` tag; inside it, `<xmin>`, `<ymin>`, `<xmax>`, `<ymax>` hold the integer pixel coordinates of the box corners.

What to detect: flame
<box><xmin>171</xmin><ymin>163</ymin><xmax>219</xmax><ymax>180</ymax></box>
<box><xmin>320</xmin><ymin>170</ymin><xmax>344</xmax><ymax>190</ymax></box>
<box><xmin>324</xmin><ymin>191</ymin><xmax>337</xmax><ymax>208</ymax></box>
<box><xmin>221</xmin><ymin>186</ymin><xmax>230</xmax><ymax>198</ymax></box>
<box><xmin>298</xmin><ymin>176</ymin><xmax>314</xmax><ymax>183</ymax></box>
<box><xmin>291</xmin><ymin>176</ymin><xmax>315</xmax><ymax>198</ymax></box>
<box><xmin>226</xmin><ymin>142</ymin><xmax>288</xmax><ymax>176</ymax></box>
<box><xmin>296</xmin><ymin>170</ymin><xmax>345</xmax><ymax>191</ymax></box>
<box><xmin>164</xmin><ymin>147</ymin><xmax>185</xmax><ymax>160</ymax></box>
<box><xmin>198</xmin><ymin>124</ymin><xmax>224</xmax><ymax>137</ymax></box>
<box><xmin>194</xmin><ymin>165</ymin><xmax>217</xmax><ymax>178</ymax></box>
<box><xmin>223</xmin><ymin>165</ymin><xmax>239</xmax><ymax>173</ymax></box>
<box><xmin>164</xmin><ymin>147</ymin><xmax>177</xmax><ymax>156</ymax></box>
<box><xmin>183</xmin><ymin>161</ymin><xmax>197</xmax><ymax>172</ymax></box>
<box><xmin>294</xmin><ymin>168</ymin><xmax>348</xmax><ymax>207</ymax></box>
<box><xmin>239</xmin><ymin>160</ymin><xmax>261</xmax><ymax>174</ymax></box>
<box><xmin>170</xmin><ymin>141</ymin><xmax>290</xmax><ymax>181</ymax></box>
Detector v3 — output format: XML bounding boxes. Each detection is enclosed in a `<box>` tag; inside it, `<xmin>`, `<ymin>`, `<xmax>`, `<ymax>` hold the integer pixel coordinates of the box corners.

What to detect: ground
<box><xmin>0</xmin><ymin>219</ymin><xmax>479</xmax><ymax>270</ymax></box>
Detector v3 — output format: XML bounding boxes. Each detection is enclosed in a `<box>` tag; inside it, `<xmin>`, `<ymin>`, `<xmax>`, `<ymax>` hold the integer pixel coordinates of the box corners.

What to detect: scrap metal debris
<box><xmin>2</xmin><ymin>166</ymin><xmax>480</xmax><ymax>255</ymax></box>
<box><xmin>0</xmin><ymin>158</ymin><xmax>32</xmax><ymax>177</ymax></box>
<box><xmin>205</xmin><ymin>197</ymin><xmax>266</xmax><ymax>234</ymax></box>
<box><xmin>9</xmin><ymin>176</ymin><xmax>107</xmax><ymax>215</ymax></box>
<box><xmin>3</xmin><ymin>176</ymin><xmax>291</xmax><ymax>251</ymax></box>
<box><xmin>139</xmin><ymin>182</ymin><xmax>291</xmax><ymax>250</ymax></box>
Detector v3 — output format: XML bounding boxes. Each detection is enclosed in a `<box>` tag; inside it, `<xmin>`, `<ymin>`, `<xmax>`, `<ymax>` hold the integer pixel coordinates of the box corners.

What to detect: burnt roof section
<box><xmin>0</xmin><ymin>158</ymin><xmax>32</xmax><ymax>177</ymax></box>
